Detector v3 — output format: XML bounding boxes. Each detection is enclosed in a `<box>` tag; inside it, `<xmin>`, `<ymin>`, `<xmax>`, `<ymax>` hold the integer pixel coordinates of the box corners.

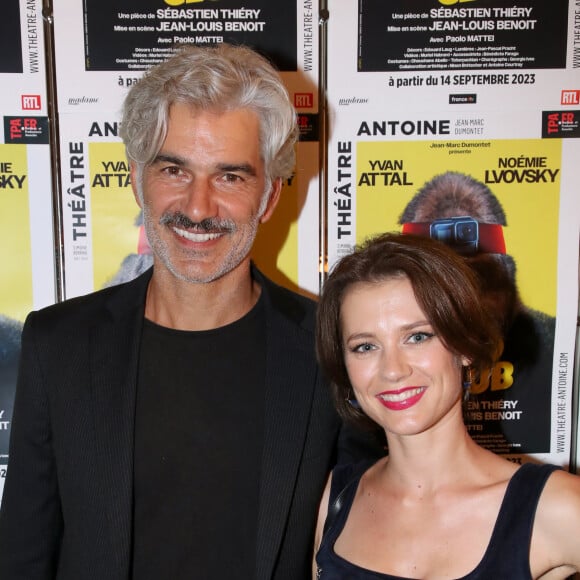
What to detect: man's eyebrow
<box><xmin>151</xmin><ymin>153</ymin><xmax>186</xmax><ymax>166</ymax></box>
<box><xmin>217</xmin><ymin>163</ymin><xmax>257</xmax><ymax>176</ymax></box>
<box><xmin>149</xmin><ymin>156</ymin><xmax>257</xmax><ymax>177</ymax></box>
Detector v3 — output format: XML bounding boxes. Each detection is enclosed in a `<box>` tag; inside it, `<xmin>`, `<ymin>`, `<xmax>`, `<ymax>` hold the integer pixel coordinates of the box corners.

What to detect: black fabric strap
<box><xmin>323</xmin><ymin>461</ymin><xmax>374</xmax><ymax>535</ymax></box>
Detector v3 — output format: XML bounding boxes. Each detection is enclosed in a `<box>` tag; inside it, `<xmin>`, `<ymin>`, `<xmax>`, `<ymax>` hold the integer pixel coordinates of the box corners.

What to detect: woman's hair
<box><xmin>316</xmin><ymin>232</ymin><xmax>503</xmax><ymax>430</ymax></box>
<box><xmin>120</xmin><ymin>43</ymin><xmax>298</xmax><ymax>189</ymax></box>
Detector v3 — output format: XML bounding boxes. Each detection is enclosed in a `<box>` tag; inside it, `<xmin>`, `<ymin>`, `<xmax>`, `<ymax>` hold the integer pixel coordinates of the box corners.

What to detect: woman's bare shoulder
<box><xmin>532</xmin><ymin>468</ymin><xmax>580</xmax><ymax>578</ymax></box>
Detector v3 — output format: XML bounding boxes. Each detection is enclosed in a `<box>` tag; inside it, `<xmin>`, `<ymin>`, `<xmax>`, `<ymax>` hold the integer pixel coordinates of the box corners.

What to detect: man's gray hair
<box><xmin>120</xmin><ymin>43</ymin><xmax>298</xmax><ymax>186</ymax></box>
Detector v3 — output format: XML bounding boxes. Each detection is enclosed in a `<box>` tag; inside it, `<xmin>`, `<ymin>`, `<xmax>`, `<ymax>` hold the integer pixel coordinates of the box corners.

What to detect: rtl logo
<box><xmin>561</xmin><ymin>90</ymin><xmax>580</xmax><ymax>106</ymax></box>
<box><xmin>22</xmin><ymin>95</ymin><xmax>41</xmax><ymax>110</ymax></box>
<box><xmin>294</xmin><ymin>93</ymin><xmax>313</xmax><ymax>109</ymax></box>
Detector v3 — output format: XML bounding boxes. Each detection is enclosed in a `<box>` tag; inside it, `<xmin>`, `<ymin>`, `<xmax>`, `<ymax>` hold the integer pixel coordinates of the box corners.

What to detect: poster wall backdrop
<box><xmin>326</xmin><ymin>0</ymin><xmax>580</xmax><ymax>466</ymax></box>
<box><xmin>0</xmin><ymin>0</ymin><xmax>579</xmax><ymax>504</ymax></box>
<box><xmin>0</xmin><ymin>0</ymin><xmax>55</xmax><ymax>497</ymax></box>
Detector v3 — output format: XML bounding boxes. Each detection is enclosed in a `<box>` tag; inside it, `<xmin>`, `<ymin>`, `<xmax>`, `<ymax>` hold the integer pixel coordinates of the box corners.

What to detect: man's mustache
<box><xmin>159</xmin><ymin>212</ymin><xmax>236</xmax><ymax>233</ymax></box>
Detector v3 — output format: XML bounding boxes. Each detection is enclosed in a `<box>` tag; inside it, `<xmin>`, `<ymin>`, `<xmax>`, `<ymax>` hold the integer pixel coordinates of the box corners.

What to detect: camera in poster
<box><xmin>83</xmin><ymin>0</ymin><xmax>298</xmax><ymax>72</ymax></box>
<box><xmin>357</xmin><ymin>0</ymin><xmax>568</xmax><ymax>73</ymax></box>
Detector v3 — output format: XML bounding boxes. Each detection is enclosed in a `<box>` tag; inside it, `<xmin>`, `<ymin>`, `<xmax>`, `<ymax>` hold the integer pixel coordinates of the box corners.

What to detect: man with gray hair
<box><xmin>0</xmin><ymin>43</ymin><xmax>378</xmax><ymax>580</ymax></box>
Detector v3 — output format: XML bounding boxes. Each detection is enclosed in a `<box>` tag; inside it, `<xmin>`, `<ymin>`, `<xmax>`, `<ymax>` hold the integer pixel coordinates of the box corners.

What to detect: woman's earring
<box><xmin>346</xmin><ymin>391</ymin><xmax>360</xmax><ymax>409</ymax></box>
<box><xmin>462</xmin><ymin>367</ymin><xmax>474</xmax><ymax>402</ymax></box>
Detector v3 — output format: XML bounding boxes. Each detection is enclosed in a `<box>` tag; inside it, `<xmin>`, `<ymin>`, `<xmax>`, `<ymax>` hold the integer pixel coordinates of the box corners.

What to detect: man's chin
<box><xmin>164</xmin><ymin>260</ymin><xmax>246</xmax><ymax>285</ymax></box>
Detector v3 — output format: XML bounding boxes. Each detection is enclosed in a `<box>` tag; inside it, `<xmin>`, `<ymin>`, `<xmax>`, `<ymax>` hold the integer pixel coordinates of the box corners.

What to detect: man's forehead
<box><xmin>167</xmin><ymin>102</ymin><xmax>259</xmax><ymax>123</ymax></box>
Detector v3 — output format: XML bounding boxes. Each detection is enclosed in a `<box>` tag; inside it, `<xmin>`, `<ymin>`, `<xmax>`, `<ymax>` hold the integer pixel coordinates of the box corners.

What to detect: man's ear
<box><xmin>259</xmin><ymin>177</ymin><xmax>283</xmax><ymax>224</ymax></box>
<box><xmin>130</xmin><ymin>162</ymin><xmax>143</xmax><ymax>208</ymax></box>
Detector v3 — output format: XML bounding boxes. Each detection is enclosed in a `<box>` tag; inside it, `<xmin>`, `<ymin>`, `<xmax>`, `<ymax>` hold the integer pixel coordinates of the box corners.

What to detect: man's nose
<box><xmin>183</xmin><ymin>179</ymin><xmax>218</xmax><ymax>220</ymax></box>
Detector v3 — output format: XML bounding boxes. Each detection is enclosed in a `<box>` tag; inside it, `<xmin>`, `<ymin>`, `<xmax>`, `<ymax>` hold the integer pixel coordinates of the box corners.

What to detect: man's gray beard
<box><xmin>142</xmin><ymin>205</ymin><xmax>261</xmax><ymax>284</ymax></box>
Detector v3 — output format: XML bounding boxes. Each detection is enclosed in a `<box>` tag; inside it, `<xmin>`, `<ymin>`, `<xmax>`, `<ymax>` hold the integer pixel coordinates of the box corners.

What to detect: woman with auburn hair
<box><xmin>313</xmin><ymin>232</ymin><xmax>580</xmax><ymax>579</ymax></box>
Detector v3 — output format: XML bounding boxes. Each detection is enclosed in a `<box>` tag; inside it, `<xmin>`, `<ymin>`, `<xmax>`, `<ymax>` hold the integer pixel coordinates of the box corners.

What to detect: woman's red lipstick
<box><xmin>376</xmin><ymin>386</ymin><xmax>426</xmax><ymax>410</ymax></box>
